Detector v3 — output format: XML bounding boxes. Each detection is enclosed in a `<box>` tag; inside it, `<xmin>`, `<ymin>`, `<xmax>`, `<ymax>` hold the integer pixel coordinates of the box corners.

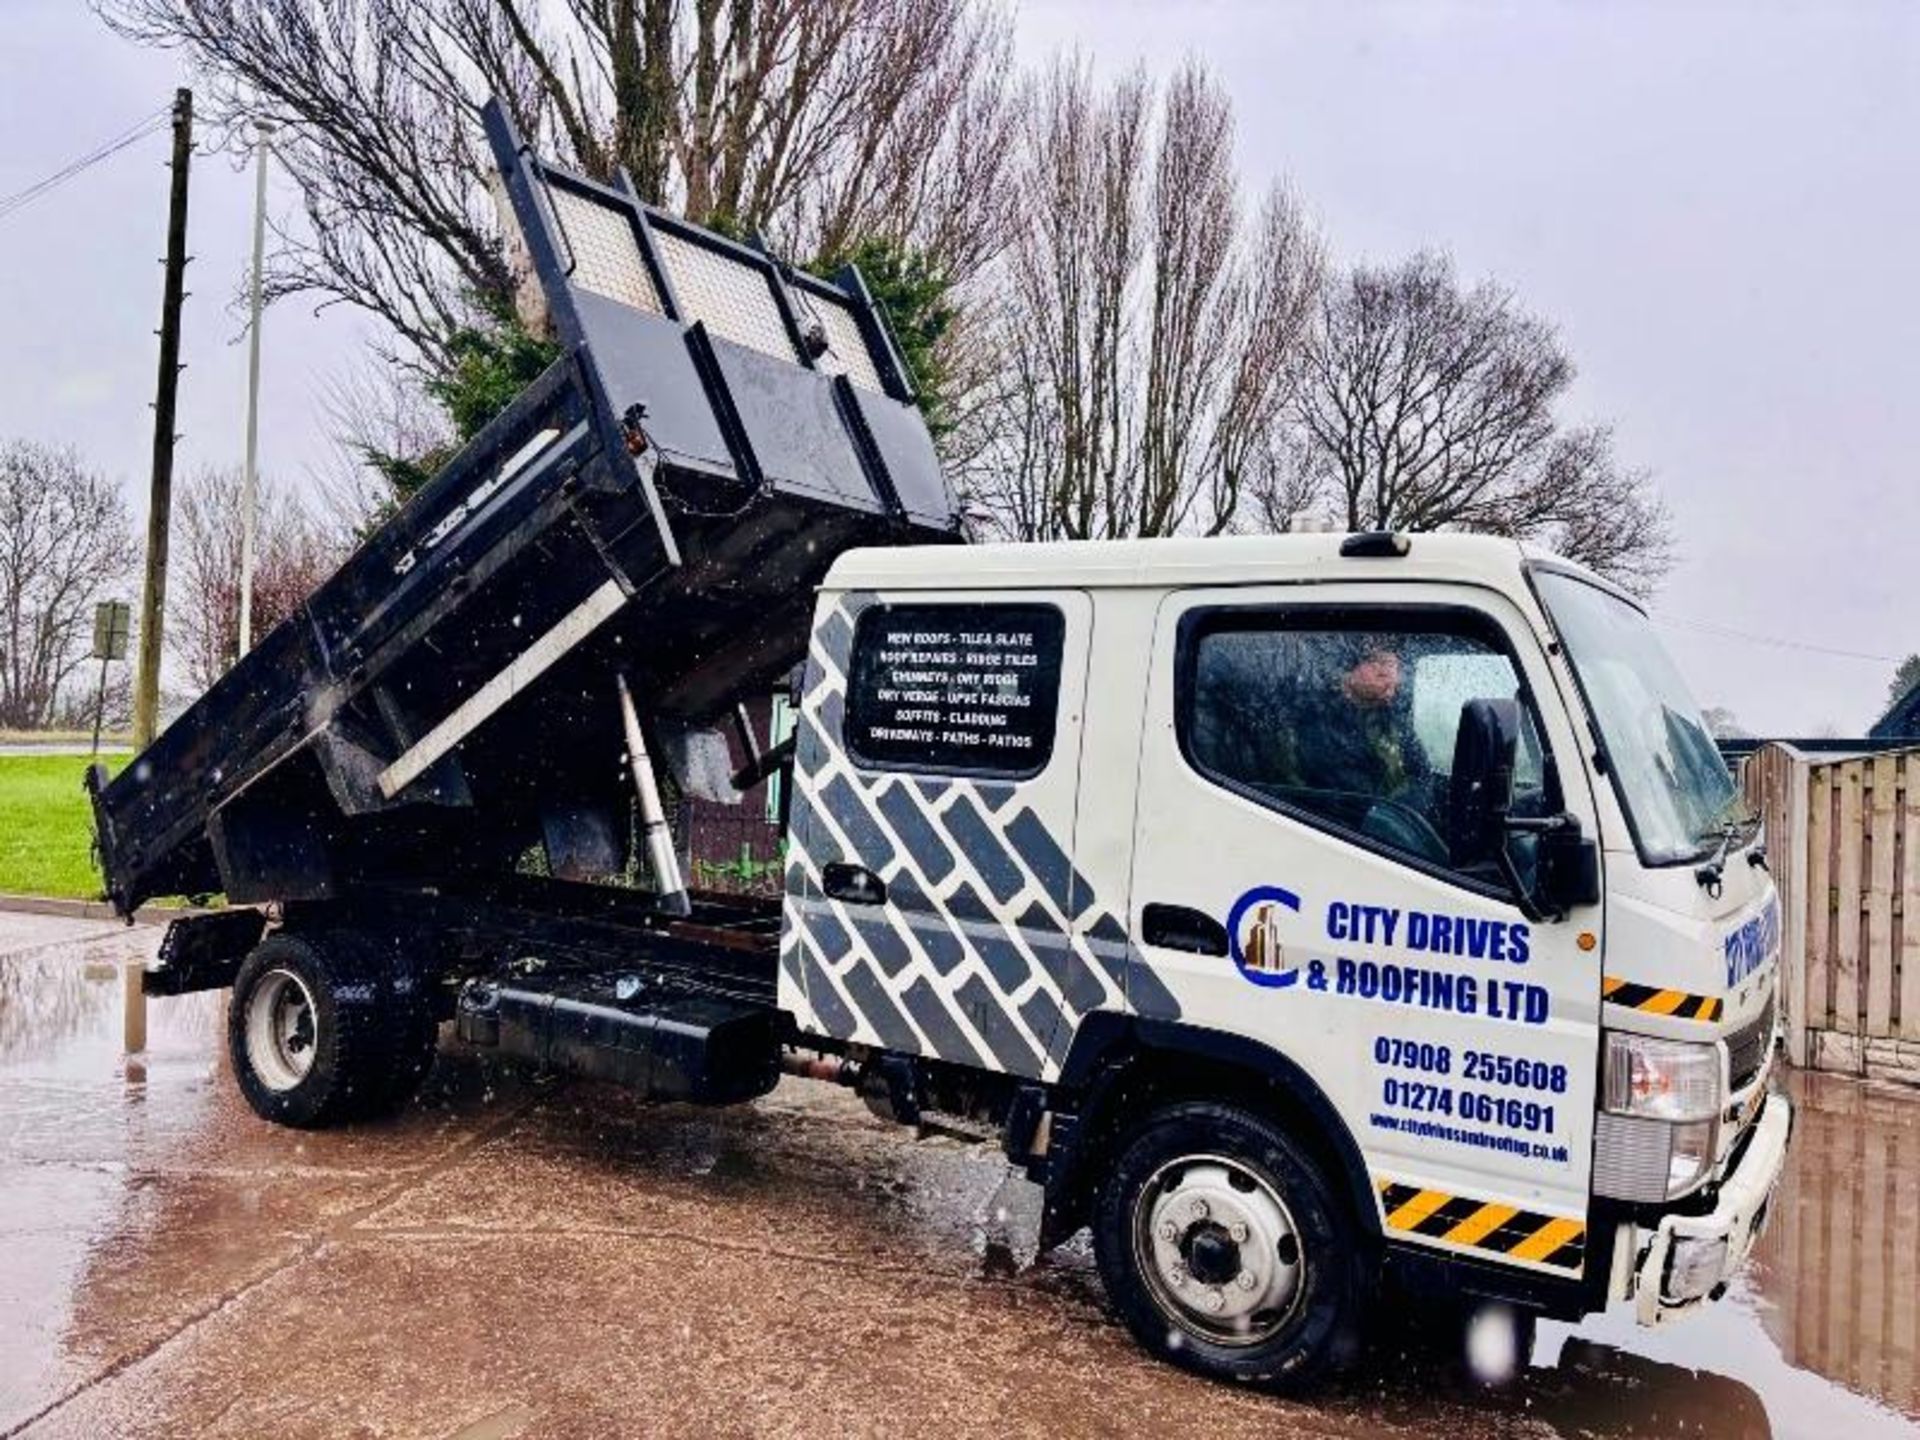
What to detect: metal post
<box><xmin>90</xmin><ymin>654</ymin><xmax>110</xmax><ymax>757</ymax></box>
<box><xmin>131</xmin><ymin>88</ymin><xmax>193</xmax><ymax>751</ymax></box>
<box><xmin>616</xmin><ymin>671</ymin><xmax>690</xmax><ymax>916</ymax></box>
<box><xmin>123</xmin><ymin>959</ymin><xmax>146</xmax><ymax>1055</ymax></box>
<box><xmin>238</xmin><ymin>119</ymin><xmax>272</xmax><ymax>656</ymax></box>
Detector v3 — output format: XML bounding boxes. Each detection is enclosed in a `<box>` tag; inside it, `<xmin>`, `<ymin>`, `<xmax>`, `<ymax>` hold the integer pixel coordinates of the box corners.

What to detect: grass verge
<box><xmin>0</xmin><ymin>755</ymin><xmax>115</xmax><ymax>899</ymax></box>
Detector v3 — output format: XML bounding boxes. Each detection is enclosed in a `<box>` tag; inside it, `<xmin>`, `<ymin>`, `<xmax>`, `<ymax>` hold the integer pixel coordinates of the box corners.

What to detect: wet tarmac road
<box><xmin>1</xmin><ymin>910</ymin><xmax>1914</xmax><ymax>1439</ymax></box>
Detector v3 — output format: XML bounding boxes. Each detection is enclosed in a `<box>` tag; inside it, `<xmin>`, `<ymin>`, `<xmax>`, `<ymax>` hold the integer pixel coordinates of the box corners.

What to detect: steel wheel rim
<box><xmin>1131</xmin><ymin>1152</ymin><xmax>1304</xmax><ymax>1347</ymax></box>
<box><xmin>245</xmin><ymin>967</ymin><xmax>319</xmax><ymax>1092</ymax></box>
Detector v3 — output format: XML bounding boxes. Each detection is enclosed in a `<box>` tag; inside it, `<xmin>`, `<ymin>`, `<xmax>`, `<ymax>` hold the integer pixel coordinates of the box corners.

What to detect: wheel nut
<box><xmin>1189</xmin><ymin>1199</ymin><xmax>1209</xmax><ymax>1221</ymax></box>
<box><xmin>1228</xmin><ymin>1221</ymin><xmax>1249</xmax><ymax>1243</ymax></box>
<box><xmin>1202</xmin><ymin>1288</ymin><xmax>1225</xmax><ymax>1312</ymax></box>
<box><xmin>1158</xmin><ymin>1220</ymin><xmax>1178</xmax><ymax>1242</ymax></box>
<box><xmin>1169</xmin><ymin>1263</ymin><xmax>1187</xmax><ymax>1287</ymax></box>
<box><xmin>1236</xmin><ymin>1269</ymin><xmax>1258</xmax><ymax>1291</ymax></box>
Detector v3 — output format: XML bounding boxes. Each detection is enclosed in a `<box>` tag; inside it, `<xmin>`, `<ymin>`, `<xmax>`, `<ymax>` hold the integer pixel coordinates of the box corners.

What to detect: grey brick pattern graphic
<box><xmin>780</xmin><ymin>594</ymin><xmax>1182</xmax><ymax>1081</ymax></box>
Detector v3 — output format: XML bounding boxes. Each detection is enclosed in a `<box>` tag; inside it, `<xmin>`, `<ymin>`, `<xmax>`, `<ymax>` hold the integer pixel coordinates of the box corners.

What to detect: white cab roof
<box><xmin>825</xmin><ymin>532</ymin><xmax>1628</xmax><ymax>607</ymax></box>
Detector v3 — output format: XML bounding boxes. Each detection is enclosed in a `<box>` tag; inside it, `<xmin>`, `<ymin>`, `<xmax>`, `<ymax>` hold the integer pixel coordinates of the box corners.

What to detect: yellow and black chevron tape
<box><xmin>1377</xmin><ymin>1181</ymin><xmax>1586</xmax><ymax>1272</ymax></box>
<box><xmin>1603</xmin><ymin>975</ymin><xmax>1722</xmax><ymax>1022</ymax></box>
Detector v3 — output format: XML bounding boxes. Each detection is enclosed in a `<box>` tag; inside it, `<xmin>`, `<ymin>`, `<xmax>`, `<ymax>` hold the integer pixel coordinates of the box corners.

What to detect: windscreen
<box><xmin>1534</xmin><ymin>570</ymin><xmax>1740</xmax><ymax>864</ymax></box>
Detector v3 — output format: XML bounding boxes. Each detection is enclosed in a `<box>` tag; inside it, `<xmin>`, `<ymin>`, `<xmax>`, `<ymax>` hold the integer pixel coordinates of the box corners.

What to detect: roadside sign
<box><xmin>91</xmin><ymin>600</ymin><xmax>132</xmax><ymax>755</ymax></box>
<box><xmin>94</xmin><ymin>601</ymin><xmax>131</xmax><ymax>661</ymax></box>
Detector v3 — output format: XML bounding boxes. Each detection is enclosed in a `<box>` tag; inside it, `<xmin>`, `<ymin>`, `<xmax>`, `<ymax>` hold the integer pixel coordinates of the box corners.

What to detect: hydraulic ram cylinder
<box><xmin>617</xmin><ymin>671</ymin><xmax>691</xmax><ymax>916</ymax></box>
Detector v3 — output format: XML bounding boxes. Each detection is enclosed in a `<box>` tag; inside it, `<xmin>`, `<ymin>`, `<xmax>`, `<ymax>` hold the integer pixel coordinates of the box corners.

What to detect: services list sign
<box><xmin>845</xmin><ymin>602</ymin><xmax>1065</xmax><ymax>777</ymax></box>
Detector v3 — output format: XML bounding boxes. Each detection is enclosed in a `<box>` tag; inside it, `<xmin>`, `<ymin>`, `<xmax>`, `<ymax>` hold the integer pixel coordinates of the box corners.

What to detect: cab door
<box><xmin>780</xmin><ymin>588</ymin><xmax>1109</xmax><ymax>1082</ymax></box>
<box><xmin>1127</xmin><ymin>585</ymin><xmax>1605</xmax><ymax>1280</ymax></box>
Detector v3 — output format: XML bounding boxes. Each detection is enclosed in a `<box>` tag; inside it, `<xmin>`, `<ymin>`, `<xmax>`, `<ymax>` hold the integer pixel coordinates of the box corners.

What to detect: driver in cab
<box><xmin>1298</xmin><ymin>640</ymin><xmax>1433</xmax><ymax>806</ymax></box>
<box><xmin>1189</xmin><ymin>628</ymin><xmax>1444</xmax><ymax>856</ymax></box>
<box><xmin>1276</xmin><ymin>638</ymin><xmax>1444</xmax><ymax>858</ymax></box>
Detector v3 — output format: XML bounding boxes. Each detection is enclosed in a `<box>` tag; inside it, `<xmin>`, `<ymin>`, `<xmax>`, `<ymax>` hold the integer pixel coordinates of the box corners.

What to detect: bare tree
<box><xmin>962</xmin><ymin>57</ymin><xmax>1324</xmax><ymax>541</ymax></box>
<box><xmin>172</xmin><ymin>468</ymin><xmax>343</xmax><ymax>695</ymax></box>
<box><xmin>1293</xmin><ymin>251</ymin><xmax>1672</xmax><ymax>591</ymax></box>
<box><xmin>315</xmin><ymin>357</ymin><xmax>457</xmax><ymax>536</ymax></box>
<box><xmin>960</xmin><ymin>59</ymin><xmax>1146</xmax><ymax>540</ymax></box>
<box><xmin>49</xmin><ymin>668</ymin><xmax>134</xmax><ymax>736</ymax></box>
<box><xmin>97</xmin><ymin>0</ymin><xmax>1017</xmax><ymax>371</ymax></box>
<box><xmin>0</xmin><ymin>441</ymin><xmax>138</xmax><ymax>730</ymax></box>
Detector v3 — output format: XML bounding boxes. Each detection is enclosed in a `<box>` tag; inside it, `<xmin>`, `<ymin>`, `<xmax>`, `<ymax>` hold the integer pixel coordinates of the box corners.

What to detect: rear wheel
<box><xmin>241</xmin><ymin>964</ymin><xmax>323</xmax><ymax>1093</ymax></box>
<box><xmin>1093</xmin><ymin>1101</ymin><xmax>1365</xmax><ymax>1390</ymax></box>
<box><xmin>229</xmin><ymin>930</ymin><xmax>436</xmax><ymax>1128</ymax></box>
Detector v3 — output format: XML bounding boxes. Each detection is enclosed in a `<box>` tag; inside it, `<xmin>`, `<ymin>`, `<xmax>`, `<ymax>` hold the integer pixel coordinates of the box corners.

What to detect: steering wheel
<box><xmin>1252</xmin><ymin>782</ymin><xmax>1451</xmax><ymax>866</ymax></box>
<box><xmin>1356</xmin><ymin>797</ymin><xmax>1451</xmax><ymax>865</ymax></box>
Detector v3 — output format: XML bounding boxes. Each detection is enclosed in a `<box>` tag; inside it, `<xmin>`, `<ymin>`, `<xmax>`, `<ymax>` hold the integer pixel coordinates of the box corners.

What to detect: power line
<box><xmin>0</xmin><ymin>106</ymin><xmax>171</xmax><ymax>218</ymax></box>
<box><xmin>0</xmin><ymin>105</ymin><xmax>172</xmax><ymax>225</ymax></box>
<box><xmin>1652</xmin><ymin>615</ymin><xmax>1900</xmax><ymax>666</ymax></box>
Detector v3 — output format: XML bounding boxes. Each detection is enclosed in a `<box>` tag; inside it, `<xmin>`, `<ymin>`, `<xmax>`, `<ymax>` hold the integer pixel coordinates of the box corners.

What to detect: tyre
<box><xmin>228</xmin><ymin>930</ymin><xmax>434</xmax><ymax>1128</ymax></box>
<box><xmin>1092</xmin><ymin>1101</ymin><xmax>1365</xmax><ymax>1390</ymax></box>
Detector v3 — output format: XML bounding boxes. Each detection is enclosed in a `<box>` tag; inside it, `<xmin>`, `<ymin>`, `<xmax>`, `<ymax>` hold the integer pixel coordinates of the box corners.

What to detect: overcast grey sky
<box><xmin>1</xmin><ymin>0</ymin><xmax>1913</xmax><ymax>732</ymax></box>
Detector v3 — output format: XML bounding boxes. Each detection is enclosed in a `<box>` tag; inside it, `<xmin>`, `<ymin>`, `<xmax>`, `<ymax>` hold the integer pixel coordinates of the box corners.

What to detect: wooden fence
<box><xmin>1741</xmin><ymin>743</ymin><xmax>1920</xmax><ymax>1080</ymax></box>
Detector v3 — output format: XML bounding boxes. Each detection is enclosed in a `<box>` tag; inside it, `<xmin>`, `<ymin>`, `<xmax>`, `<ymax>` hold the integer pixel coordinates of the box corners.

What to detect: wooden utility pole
<box><xmin>131</xmin><ymin>87</ymin><xmax>193</xmax><ymax>752</ymax></box>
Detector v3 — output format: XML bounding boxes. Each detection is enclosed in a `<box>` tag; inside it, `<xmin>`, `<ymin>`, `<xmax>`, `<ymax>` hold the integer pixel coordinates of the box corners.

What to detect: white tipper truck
<box><xmin>96</xmin><ymin>104</ymin><xmax>1788</xmax><ymax>1396</ymax></box>
<box><xmin>773</xmin><ymin>530</ymin><xmax>1788</xmax><ymax>1386</ymax></box>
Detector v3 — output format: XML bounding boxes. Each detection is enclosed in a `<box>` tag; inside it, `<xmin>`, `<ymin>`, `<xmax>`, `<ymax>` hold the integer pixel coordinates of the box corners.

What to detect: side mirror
<box><xmin>1450</xmin><ymin>697</ymin><xmax>1600</xmax><ymax>922</ymax></box>
<box><xmin>1449</xmin><ymin>697</ymin><xmax>1520</xmax><ymax>866</ymax></box>
<box><xmin>1536</xmin><ymin>821</ymin><xmax>1602</xmax><ymax>913</ymax></box>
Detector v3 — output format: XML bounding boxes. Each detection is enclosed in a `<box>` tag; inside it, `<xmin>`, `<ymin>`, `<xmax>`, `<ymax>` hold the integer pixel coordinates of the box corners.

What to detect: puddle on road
<box><xmin>0</xmin><ymin>922</ymin><xmax>224</xmax><ymax>1430</ymax></box>
<box><xmin>1526</xmin><ymin>1290</ymin><xmax>1906</xmax><ymax>1439</ymax></box>
<box><xmin>1520</xmin><ymin>1067</ymin><xmax>1919</xmax><ymax>1439</ymax></box>
<box><xmin>3</xmin><ymin>917</ymin><xmax>1915</xmax><ymax>1439</ymax></box>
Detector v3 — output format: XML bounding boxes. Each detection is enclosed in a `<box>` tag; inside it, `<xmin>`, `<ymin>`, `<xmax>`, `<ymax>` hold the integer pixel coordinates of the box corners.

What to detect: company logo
<box><xmin>1724</xmin><ymin>894</ymin><xmax>1780</xmax><ymax>989</ymax></box>
<box><xmin>1228</xmin><ymin>885</ymin><xmax>1303</xmax><ymax>989</ymax></box>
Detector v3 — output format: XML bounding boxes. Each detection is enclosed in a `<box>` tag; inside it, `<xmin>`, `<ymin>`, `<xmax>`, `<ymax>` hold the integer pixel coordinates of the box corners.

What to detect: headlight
<box><xmin>1661</xmin><ymin>1118</ymin><xmax>1717</xmax><ymax>1196</ymax></box>
<box><xmin>1598</xmin><ymin>1033</ymin><xmax>1721</xmax><ymax>1198</ymax></box>
<box><xmin>1603</xmin><ymin>1032</ymin><xmax>1721</xmax><ymax>1122</ymax></box>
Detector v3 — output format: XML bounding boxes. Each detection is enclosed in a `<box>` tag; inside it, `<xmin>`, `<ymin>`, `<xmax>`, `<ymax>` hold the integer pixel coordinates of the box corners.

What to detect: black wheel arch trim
<box><xmin>1038</xmin><ymin>1012</ymin><xmax>1382</xmax><ymax>1249</ymax></box>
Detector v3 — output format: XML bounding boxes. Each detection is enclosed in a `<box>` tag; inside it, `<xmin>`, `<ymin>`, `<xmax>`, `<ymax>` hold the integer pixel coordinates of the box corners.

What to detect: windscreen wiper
<box><xmin>1693</xmin><ymin>810</ymin><xmax>1761</xmax><ymax>896</ymax></box>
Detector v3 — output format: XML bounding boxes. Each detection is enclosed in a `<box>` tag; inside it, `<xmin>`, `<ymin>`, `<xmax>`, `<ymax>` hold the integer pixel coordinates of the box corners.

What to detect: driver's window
<box><xmin>1181</xmin><ymin>611</ymin><xmax>1553</xmax><ymax>882</ymax></box>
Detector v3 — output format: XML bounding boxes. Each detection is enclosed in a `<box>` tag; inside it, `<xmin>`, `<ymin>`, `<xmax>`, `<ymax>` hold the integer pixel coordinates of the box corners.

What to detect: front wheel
<box><xmin>1092</xmin><ymin>1101</ymin><xmax>1366</xmax><ymax>1390</ymax></box>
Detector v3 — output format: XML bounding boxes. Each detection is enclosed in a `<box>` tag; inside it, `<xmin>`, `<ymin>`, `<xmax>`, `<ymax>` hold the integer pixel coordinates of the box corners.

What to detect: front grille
<box><xmin>1727</xmin><ymin>994</ymin><xmax>1776</xmax><ymax>1090</ymax></box>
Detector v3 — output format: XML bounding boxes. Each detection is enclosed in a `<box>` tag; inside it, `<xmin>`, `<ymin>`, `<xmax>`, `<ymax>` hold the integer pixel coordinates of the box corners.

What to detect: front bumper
<box><xmin>1631</xmin><ymin>1087</ymin><xmax>1792</xmax><ymax>1325</ymax></box>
